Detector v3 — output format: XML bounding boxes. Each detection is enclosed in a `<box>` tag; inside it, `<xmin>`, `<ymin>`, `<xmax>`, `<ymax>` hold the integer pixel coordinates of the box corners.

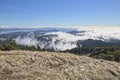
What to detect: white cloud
<box><xmin>15</xmin><ymin>36</ymin><xmax>39</xmax><ymax>48</ymax></box>
<box><xmin>76</xmin><ymin>26</ymin><xmax>120</xmax><ymax>41</ymax></box>
<box><xmin>11</xmin><ymin>26</ymin><xmax>120</xmax><ymax>51</ymax></box>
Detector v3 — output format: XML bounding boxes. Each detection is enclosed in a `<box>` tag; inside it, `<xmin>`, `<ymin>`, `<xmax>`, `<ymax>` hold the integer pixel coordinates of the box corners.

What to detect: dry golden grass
<box><xmin>0</xmin><ymin>50</ymin><xmax>120</xmax><ymax>80</ymax></box>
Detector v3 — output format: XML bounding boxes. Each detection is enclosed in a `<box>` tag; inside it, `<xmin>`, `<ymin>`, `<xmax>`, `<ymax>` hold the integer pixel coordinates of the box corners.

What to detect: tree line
<box><xmin>0</xmin><ymin>38</ymin><xmax>45</xmax><ymax>51</ymax></box>
<box><xmin>0</xmin><ymin>38</ymin><xmax>120</xmax><ymax>62</ymax></box>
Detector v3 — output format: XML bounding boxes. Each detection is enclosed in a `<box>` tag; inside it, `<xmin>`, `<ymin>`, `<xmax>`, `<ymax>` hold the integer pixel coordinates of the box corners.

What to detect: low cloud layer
<box><xmin>15</xmin><ymin>36</ymin><xmax>39</xmax><ymax>48</ymax></box>
<box><xmin>76</xmin><ymin>26</ymin><xmax>120</xmax><ymax>41</ymax></box>
<box><xmin>1</xmin><ymin>26</ymin><xmax>120</xmax><ymax>51</ymax></box>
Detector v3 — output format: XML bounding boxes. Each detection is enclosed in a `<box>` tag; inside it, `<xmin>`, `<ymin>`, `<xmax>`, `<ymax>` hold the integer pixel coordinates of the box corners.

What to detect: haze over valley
<box><xmin>1</xmin><ymin>26</ymin><xmax>120</xmax><ymax>51</ymax></box>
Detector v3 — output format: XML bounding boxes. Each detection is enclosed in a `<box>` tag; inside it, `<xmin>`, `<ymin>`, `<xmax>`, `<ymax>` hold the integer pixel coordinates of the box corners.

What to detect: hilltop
<box><xmin>0</xmin><ymin>51</ymin><xmax>120</xmax><ymax>80</ymax></box>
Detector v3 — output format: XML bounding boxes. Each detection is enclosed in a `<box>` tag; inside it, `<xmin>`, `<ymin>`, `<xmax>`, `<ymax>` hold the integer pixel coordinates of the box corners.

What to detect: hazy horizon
<box><xmin>0</xmin><ymin>25</ymin><xmax>120</xmax><ymax>29</ymax></box>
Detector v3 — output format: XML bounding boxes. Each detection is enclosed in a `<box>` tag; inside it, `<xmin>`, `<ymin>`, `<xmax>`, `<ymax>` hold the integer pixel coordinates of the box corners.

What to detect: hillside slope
<box><xmin>0</xmin><ymin>51</ymin><xmax>120</xmax><ymax>80</ymax></box>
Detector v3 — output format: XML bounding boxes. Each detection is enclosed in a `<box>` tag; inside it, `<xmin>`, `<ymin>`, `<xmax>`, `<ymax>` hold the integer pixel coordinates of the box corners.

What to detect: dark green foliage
<box><xmin>113</xmin><ymin>52</ymin><xmax>120</xmax><ymax>62</ymax></box>
<box><xmin>0</xmin><ymin>38</ymin><xmax>44</xmax><ymax>51</ymax></box>
<box><xmin>0</xmin><ymin>38</ymin><xmax>18</xmax><ymax>51</ymax></box>
<box><xmin>90</xmin><ymin>47</ymin><xmax>120</xmax><ymax>62</ymax></box>
<box><xmin>19</xmin><ymin>45</ymin><xmax>45</xmax><ymax>51</ymax></box>
<box><xmin>64</xmin><ymin>47</ymin><xmax>93</xmax><ymax>55</ymax></box>
<box><xmin>0</xmin><ymin>38</ymin><xmax>120</xmax><ymax>62</ymax></box>
<box><xmin>64</xmin><ymin>46</ymin><xmax>120</xmax><ymax>62</ymax></box>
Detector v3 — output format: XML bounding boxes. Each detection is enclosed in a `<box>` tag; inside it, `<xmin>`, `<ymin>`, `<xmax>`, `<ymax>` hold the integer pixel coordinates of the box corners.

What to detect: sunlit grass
<box><xmin>0</xmin><ymin>50</ymin><xmax>120</xmax><ymax>80</ymax></box>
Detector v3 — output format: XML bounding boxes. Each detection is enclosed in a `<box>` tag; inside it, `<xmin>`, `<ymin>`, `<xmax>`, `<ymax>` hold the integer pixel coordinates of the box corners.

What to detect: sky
<box><xmin>0</xmin><ymin>0</ymin><xmax>120</xmax><ymax>27</ymax></box>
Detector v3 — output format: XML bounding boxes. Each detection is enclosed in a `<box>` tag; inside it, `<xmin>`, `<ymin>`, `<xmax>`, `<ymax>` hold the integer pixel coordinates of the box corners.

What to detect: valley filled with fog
<box><xmin>0</xmin><ymin>26</ymin><xmax>120</xmax><ymax>51</ymax></box>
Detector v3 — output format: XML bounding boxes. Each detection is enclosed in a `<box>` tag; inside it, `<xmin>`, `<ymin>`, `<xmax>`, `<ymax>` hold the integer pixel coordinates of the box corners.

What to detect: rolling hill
<box><xmin>0</xmin><ymin>50</ymin><xmax>120</xmax><ymax>80</ymax></box>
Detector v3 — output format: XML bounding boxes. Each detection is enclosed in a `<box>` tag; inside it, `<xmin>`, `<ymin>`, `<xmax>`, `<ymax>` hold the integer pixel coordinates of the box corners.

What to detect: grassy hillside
<box><xmin>0</xmin><ymin>51</ymin><xmax>120</xmax><ymax>80</ymax></box>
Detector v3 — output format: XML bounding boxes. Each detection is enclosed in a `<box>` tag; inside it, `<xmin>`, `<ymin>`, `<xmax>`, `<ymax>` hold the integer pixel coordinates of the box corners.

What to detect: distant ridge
<box><xmin>1</xmin><ymin>26</ymin><xmax>120</xmax><ymax>51</ymax></box>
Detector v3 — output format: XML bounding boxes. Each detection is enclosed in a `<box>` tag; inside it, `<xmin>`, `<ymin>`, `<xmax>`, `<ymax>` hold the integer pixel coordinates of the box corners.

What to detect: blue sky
<box><xmin>0</xmin><ymin>0</ymin><xmax>120</xmax><ymax>27</ymax></box>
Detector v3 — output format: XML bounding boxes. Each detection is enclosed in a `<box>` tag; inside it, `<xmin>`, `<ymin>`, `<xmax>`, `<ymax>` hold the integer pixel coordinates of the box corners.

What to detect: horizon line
<box><xmin>0</xmin><ymin>25</ymin><xmax>120</xmax><ymax>28</ymax></box>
